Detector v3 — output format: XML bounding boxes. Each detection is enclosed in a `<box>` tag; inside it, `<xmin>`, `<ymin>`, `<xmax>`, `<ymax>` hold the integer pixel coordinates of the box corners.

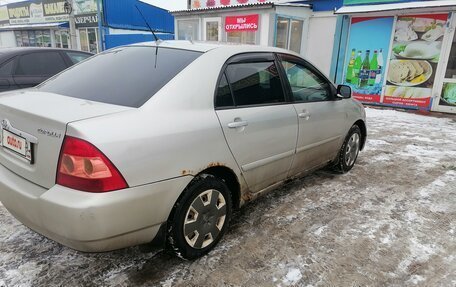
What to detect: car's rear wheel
<box><xmin>167</xmin><ymin>175</ymin><xmax>232</xmax><ymax>260</ymax></box>
<box><xmin>334</xmin><ymin>125</ymin><xmax>361</xmax><ymax>173</ymax></box>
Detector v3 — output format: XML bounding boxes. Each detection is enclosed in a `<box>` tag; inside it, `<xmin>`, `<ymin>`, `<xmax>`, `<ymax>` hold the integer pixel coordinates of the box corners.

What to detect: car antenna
<box><xmin>135</xmin><ymin>4</ymin><xmax>160</xmax><ymax>68</ymax></box>
<box><xmin>135</xmin><ymin>5</ymin><xmax>160</xmax><ymax>43</ymax></box>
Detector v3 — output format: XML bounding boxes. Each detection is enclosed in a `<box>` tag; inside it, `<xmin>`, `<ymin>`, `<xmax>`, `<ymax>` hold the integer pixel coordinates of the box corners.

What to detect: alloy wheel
<box><xmin>345</xmin><ymin>132</ymin><xmax>360</xmax><ymax>167</ymax></box>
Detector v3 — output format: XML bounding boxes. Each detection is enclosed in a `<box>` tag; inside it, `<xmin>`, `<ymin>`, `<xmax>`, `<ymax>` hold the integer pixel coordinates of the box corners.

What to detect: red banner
<box><xmin>383</xmin><ymin>96</ymin><xmax>431</xmax><ymax>108</ymax></box>
<box><xmin>353</xmin><ymin>93</ymin><xmax>381</xmax><ymax>103</ymax></box>
<box><xmin>225</xmin><ymin>14</ymin><xmax>259</xmax><ymax>32</ymax></box>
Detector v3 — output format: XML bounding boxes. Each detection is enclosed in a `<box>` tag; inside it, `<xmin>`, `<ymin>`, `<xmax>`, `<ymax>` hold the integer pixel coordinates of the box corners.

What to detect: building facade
<box><xmin>333</xmin><ymin>0</ymin><xmax>456</xmax><ymax>114</ymax></box>
<box><xmin>0</xmin><ymin>0</ymin><xmax>174</xmax><ymax>52</ymax></box>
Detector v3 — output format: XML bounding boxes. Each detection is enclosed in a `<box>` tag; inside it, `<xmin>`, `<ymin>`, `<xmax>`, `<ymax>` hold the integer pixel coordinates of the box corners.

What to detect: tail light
<box><xmin>56</xmin><ymin>136</ymin><xmax>128</xmax><ymax>192</ymax></box>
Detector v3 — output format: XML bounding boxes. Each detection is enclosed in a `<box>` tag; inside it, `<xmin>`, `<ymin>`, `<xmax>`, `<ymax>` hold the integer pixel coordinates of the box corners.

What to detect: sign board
<box><xmin>75</xmin><ymin>12</ymin><xmax>98</xmax><ymax>27</ymax></box>
<box><xmin>191</xmin><ymin>0</ymin><xmax>270</xmax><ymax>9</ymax></box>
<box><xmin>5</xmin><ymin>0</ymin><xmax>68</xmax><ymax>25</ymax></box>
<box><xmin>225</xmin><ymin>14</ymin><xmax>259</xmax><ymax>32</ymax></box>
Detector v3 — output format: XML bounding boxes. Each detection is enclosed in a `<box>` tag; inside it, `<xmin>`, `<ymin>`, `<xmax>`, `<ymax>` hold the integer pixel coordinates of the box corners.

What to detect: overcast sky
<box><xmin>0</xmin><ymin>0</ymin><xmax>188</xmax><ymax>11</ymax></box>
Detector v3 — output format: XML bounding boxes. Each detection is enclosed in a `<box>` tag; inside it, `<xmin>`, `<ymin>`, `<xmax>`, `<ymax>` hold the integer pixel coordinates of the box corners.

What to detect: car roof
<box><xmin>128</xmin><ymin>40</ymin><xmax>297</xmax><ymax>55</ymax></box>
<box><xmin>0</xmin><ymin>47</ymin><xmax>93</xmax><ymax>60</ymax></box>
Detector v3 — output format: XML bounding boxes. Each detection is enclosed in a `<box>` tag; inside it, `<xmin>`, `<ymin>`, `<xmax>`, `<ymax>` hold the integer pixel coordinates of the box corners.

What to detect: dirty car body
<box><xmin>0</xmin><ymin>41</ymin><xmax>366</xmax><ymax>259</ymax></box>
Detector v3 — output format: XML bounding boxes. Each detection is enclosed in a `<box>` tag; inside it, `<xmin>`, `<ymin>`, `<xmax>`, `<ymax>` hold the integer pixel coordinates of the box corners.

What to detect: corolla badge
<box><xmin>37</xmin><ymin>128</ymin><xmax>62</xmax><ymax>139</ymax></box>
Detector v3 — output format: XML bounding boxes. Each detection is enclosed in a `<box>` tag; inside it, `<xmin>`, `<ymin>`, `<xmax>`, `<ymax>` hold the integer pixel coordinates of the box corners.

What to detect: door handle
<box><xmin>298</xmin><ymin>112</ymin><xmax>311</xmax><ymax>119</ymax></box>
<box><xmin>228</xmin><ymin>121</ymin><xmax>248</xmax><ymax>128</ymax></box>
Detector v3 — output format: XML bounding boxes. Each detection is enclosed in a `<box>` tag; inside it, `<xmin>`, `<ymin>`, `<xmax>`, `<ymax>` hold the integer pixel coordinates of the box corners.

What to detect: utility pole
<box><xmin>65</xmin><ymin>0</ymin><xmax>77</xmax><ymax>50</ymax></box>
<box><xmin>96</xmin><ymin>0</ymin><xmax>103</xmax><ymax>52</ymax></box>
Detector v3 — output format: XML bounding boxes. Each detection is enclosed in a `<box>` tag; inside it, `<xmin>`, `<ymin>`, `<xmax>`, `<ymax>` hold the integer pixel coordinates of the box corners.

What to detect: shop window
<box><xmin>178</xmin><ymin>19</ymin><xmax>200</xmax><ymax>41</ymax></box>
<box><xmin>275</xmin><ymin>17</ymin><xmax>303</xmax><ymax>54</ymax></box>
<box><xmin>226</xmin><ymin>31</ymin><xmax>256</xmax><ymax>45</ymax></box>
<box><xmin>14</xmin><ymin>30</ymin><xmax>51</xmax><ymax>47</ymax></box>
<box><xmin>79</xmin><ymin>28</ymin><xmax>99</xmax><ymax>54</ymax></box>
<box><xmin>55</xmin><ymin>30</ymin><xmax>70</xmax><ymax>49</ymax></box>
<box><xmin>281</xmin><ymin>60</ymin><xmax>330</xmax><ymax>102</ymax></box>
<box><xmin>205</xmin><ymin>20</ymin><xmax>220</xmax><ymax>41</ymax></box>
<box><xmin>225</xmin><ymin>61</ymin><xmax>285</xmax><ymax>106</ymax></box>
<box><xmin>445</xmin><ymin>31</ymin><xmax>456</xmax><ymax>79</ymax></box>
<box><xmin>15</xmin><ymin>52</ymin><xmax>67</xmax><ymax>76</ymax></box>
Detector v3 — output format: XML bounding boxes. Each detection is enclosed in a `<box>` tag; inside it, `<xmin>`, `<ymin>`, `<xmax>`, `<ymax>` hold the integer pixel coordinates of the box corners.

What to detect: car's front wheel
<box><xmin>167</xmin><ymin>175</ymin><xmax>232</xmax><ymax>260</ymax></box>
<box><xmin>334</xmin><ymin>125</ymin><xmax>362</xmax><ymax>173</ymax></box>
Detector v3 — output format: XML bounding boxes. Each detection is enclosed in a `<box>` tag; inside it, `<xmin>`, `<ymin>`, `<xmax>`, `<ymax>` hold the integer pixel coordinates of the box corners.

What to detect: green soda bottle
<box><xmin>359</xmin><ymin>50</ymin><xmax>370</xmax><ymax>88</ymax></box>
<box><xmin>368</xmin><ymin>50</ymin><xmax>378</xmax><ymax>86</ymax></box>
<box><xmin>346</xmin><ymin>49</ymin><xmax>356</xmax><ymax>83</ymax></box>
<box><xmin>352</xmin><ymin>50</ymin><xmax>362</xmax><ymax>86</ymax></box>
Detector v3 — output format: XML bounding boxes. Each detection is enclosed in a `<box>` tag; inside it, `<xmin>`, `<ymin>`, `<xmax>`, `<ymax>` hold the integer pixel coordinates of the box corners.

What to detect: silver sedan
<box><xmin>0</xmin><ymin>41</ymin><xmax>366</xmax><ymax>259</ymax></box>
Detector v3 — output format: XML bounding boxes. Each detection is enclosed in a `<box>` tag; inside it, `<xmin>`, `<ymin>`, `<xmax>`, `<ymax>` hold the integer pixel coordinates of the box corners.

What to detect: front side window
<box><xmin>39</xmin><ymin>47</ymin><xmax>202</xmax><ymax>108</ymax></box>
<box><xmin>66</xmin><ymin>52</ymin><xmax>92</xmax><ymax>64</ymax></box>
<box><xmin>15</xmin><ymin>52</ymin><xmax>67</xmax><ymax>76</ymax></box>
<box><xmin>225</xmin><ymin>61</ymin><xmax>285</xmax><ymax>107</ymax></box>
<box><xmin>281</xmin><ymin>60</ymin><xmax>331</xmax><ymax>102</ymax></box>
<box><xmin>216</xmin><ymin>73</ymin><xmax>234</xmax><ymax>108</ymax></box>
<box><xmin>0</xmin><ymin>58</ymin><xmax>15</xmax><ymax>76</ymax></box>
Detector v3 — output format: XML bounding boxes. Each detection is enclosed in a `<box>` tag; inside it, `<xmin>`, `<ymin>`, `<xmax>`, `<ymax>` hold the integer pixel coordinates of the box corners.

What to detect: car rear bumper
<box><xmin>0</xmin><ymin>163</ymin><xmax>192</xmax><ymax>252</ymax></box>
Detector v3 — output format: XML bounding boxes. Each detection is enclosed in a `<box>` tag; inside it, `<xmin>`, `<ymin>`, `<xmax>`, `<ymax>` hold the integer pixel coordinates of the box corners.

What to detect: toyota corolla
<box><xmin>0</xmin><ymin>41</ymin><xmax>366</xmax><ymax>259</ymax></box>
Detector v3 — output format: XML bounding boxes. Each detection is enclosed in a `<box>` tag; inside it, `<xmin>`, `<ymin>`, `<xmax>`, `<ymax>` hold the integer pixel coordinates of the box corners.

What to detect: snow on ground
<box><xmin>0</xmin><ymin>107</ymin><xmax>455</xmax><ymax>286</ymax></box>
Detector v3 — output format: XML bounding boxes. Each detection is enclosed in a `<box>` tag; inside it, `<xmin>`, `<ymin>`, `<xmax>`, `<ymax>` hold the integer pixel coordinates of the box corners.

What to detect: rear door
<box><xmin>13</xmin><ymin>51</ymin><xmax>68</xmax><ymax>88</ymax></box>
<box><xmin>215</xmin><ymin>53</ymin><xmax>298</xmax><ymax>192</ymax></box>
<box><xmin>278</xmin><ymin>54</ymin><xmax>346</xmax><ymax>176</ymax></box>
<box><xmin>0</xmin><ymin>57</ymin><xmax>17</xmax><ymax>92</ymax></box>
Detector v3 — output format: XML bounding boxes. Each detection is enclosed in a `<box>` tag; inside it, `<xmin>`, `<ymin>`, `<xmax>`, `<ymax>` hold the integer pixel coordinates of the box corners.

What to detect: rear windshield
<box><xmin>38</xmin><ymin>46</ymin><xmax>202</xmax><ymax>108</ymax></box>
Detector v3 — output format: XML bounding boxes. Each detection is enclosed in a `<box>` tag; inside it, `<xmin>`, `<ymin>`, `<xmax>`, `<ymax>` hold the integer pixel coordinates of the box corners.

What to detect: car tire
<box><xmin>166</xmin><ymin>175</ymin><xmax>232</xmax><ymax>260</ymax></box>
<box><xmin>333</xmin><ymin>125</ymin><xmax>362</xmax><ymax>173</ymax></box>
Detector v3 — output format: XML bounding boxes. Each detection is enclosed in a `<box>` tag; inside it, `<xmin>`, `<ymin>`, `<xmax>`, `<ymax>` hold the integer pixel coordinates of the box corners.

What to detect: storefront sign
<box><xmin>43</xmin><ymin>0</ymin><xmax>66</xmax><ymax>16</ymax></box>
<box><xmin>0</xmin><ymin>6</ymin><xmax>9</xmax><ymax>24</ymax></box>
<box><xmin>75</xmin><ymin>13</ymin><xmax>98</xmax><ymax>28</ymax></box>
<box><xmin>74</xmin><ymin>0</ymin><xmax>98</xmax><ymax>15</ymax></box>
<box><xmin>191</xmin><ymin>0</ymin><xmax>269</xmax><ymax>9</ymax></box>
<box><xmin>383</xmin><ymin>14</ymin><xmax>448</xmax><ymax>109</ymax></box>
<box><xmin>225</xmin><ymin>14</ymin><xmax>259</xmax><ymax>32</ymax></box>
<box><xmin>343</xmin><ymin>17</ymin><xmax>394</xmax><ymax>103</ymax></box>
<box><xmin>7</xmin><ymin>0</ymin><xmax>68</xmax><ymax>25</ymax></box>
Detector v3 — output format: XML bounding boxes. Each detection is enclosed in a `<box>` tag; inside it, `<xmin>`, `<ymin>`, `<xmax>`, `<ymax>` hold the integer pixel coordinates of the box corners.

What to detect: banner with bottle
<box><xmin>343</xmin><ymin>17</ymin><xmax>394</xmax><ymax>103</ymax></box>
<box><xmin>383</xmin><ymin>14</ymin><xmax>448</xmax><ymax>109</ymax></box>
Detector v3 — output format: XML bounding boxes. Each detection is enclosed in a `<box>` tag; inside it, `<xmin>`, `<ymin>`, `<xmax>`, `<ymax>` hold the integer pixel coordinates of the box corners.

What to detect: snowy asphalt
<box><xmin>0</xmin><ymin>107</ymin><xmax>455</xmax><ymax>286</ymax></box>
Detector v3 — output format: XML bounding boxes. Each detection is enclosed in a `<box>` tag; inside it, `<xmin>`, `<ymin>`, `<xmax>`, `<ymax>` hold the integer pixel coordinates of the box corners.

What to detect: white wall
<box><xmin>305</xmin><ymin>12</ymin><xmax>337</xmax><ymax>77</ymax></box>
<box><xmin>0</xmin><ymin>31</ymin><xmax>16</xmax><ymax>47</ymax></box>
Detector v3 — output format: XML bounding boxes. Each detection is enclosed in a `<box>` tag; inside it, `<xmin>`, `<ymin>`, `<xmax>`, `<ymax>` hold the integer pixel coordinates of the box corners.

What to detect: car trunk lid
<box><xmin>0</xmin><ymin>90</ymin><xmax>132</xmax><ymax>189</ymax></box>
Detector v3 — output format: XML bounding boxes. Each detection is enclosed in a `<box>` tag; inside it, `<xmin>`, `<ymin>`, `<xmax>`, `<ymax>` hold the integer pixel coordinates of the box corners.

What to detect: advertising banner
<box><xmin>191</xmin><ymin>0</ymin><xmax>269</xmax><ymax>9</ymax></box>
<box><xmin>343</xmin><ymin>17</ymin><xmax>394</xmax><ymax>103</ymax></box>
<box><xmin>7</xmin><ymin>0</ymin><xmax>68</xmax><ymax>24</ymax></box>
<box><xmin>0</xmin><ymin>6</ymin><xmax>9</xmax><ymax>25</ymax></box>
<box><xmin>384</xmin><ymin>14</ymin><xmax>447</xmax><ymax>109</ymax></box>
<box><xmin>74</xmin><ymin>0</ymin><xmax>98</xmax><ymax>15</ymax></box>
<box><xmin>225</xmin><ymin>14</ymin><xmax>258</xmax><ymax>32</ymax></box>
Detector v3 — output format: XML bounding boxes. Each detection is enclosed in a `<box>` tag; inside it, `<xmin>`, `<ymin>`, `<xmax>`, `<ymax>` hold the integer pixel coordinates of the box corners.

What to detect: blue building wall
<box><xmin>103</xmin><ymin>0</ymin><xmax>174</xmax><ymax>33</ymax></box>
<box><xmin>105</xmin><ymin>33</ymin><xmax>174</xmax><ymax>49</ymax></box>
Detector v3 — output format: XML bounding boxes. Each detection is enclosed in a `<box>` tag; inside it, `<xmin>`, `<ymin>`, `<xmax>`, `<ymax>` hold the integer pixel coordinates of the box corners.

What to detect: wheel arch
<box><xmin>354</xmin><ymin>119</ymin><xmax>367</xmax><ymax>151</ymax></box>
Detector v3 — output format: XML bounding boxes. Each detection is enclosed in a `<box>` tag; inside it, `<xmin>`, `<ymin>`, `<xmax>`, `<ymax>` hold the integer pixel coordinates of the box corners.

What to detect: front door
<box><xmin>432</xmin><ymin>14</ymin><xmax>456</xmax><ymax>114</ymax></box>
<box><xmin>203</xmin><ymin>17</ymin><xmax>221</xmax><ymax>42</ymax></box>
<box><xmin>278</xmin><ymin>54</ymin><xmax>346</xmax><ymax>176</ymax></box>
<box><xmin>215</xmin><ymin>54</ymin><xmax>298</xmax><ymax>192</ymax></box>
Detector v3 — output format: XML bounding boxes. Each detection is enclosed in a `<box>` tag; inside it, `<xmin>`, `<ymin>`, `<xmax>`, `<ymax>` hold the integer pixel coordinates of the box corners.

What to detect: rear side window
<box><xmin>39</xmin><ymin>47</ymin><xmax>202</xmax><ymax>108</ymax></box>
<box><xmin>225</xmin><ymin>61</ymin><xmax>285</xmax><ymax>107</ymax></box>
<box><xmin>15</xmin><ymin>52</ymin><xmax>67</xmax><ymax>76</ymax></box>
<box><xmin>0</xmin><ymin>58</ymin><xmax>15</xmax><ymax>76</ymax></box>
<box><xmin>66</xmin><ymin>51</ymin><xmax>91</xmax><ymax>64</ymax></box>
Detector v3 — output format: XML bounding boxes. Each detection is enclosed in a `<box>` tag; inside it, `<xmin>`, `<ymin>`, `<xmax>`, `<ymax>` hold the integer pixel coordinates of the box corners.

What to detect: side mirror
<box><xmin>336</xmin><ymin>84</ymin><xmax>352</xmax><ymax>99</ymax></box>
